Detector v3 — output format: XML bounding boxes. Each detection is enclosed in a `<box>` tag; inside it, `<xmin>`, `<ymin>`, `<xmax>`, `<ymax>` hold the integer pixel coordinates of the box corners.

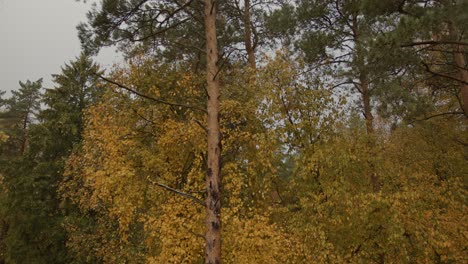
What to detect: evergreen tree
<box><xmin>2</xmin><ymin>1</ymin><xmax>466</xmax><ymax>262</ymax></box>
<box><xmin>294</xmin><ymin>0</ymin><xmax>394</xmax><ymax>133</ymax></box>
<box><xmin>0</xmin><ymin>55</ymin><xmax>102</xmax><ymax>264</ymax></box>
<box><xmin>0</xmin><ymin>79</ymin><xmax>43</xmax><ymax>263</ymax></box>
<box><xmin>325</xmin><ymin>0</ymin><xmax>468</xmax><ymax>123</ymax></box>
<box><xmin>0</xmin><ymin>79</ymin><xmax>42</xmax><ymax>155</ymax></box>
<box><xmin>382</xmin><ymin>0</ymin><xmax>468</xmax><ymax>119</ymax></box>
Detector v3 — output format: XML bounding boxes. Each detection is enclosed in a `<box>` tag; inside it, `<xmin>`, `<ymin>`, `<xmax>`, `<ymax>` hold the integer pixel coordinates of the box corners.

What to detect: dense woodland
<box><xmin>0</xmin><ymin>0</ymin><xmax>467</xmax><ymax>263</ymax></box>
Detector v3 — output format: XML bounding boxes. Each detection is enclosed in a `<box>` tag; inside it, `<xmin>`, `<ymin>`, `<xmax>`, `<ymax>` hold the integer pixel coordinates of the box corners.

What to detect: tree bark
<box><xmin>351</xmin><ymin>13</ymin><xmax>373</xmax><ymax>134</ymax></box>
<box><xmin>244</xmin><ymin>0</ymin><xmax>256</xmax><ymax>69</ymax></box>
<box><xmin>203</xmin><ymin>0</ymin><xmax>222</xmax><ymax>263</ymax></box>
<box><xmin>20</xmin><ymin>108</ymin><xmax>31</xmax><ymax>155</ymax></box>
<box><xmin>447</xmin><ymin>22</ymin><xmax>468</xmax><ymax>117</ymax></box>
<box><xmin>453</xmin><ymin>45</ymin><xmax>468</xmax><ymax>117</ymax></box>
<box><xmin>360</xmin><ymin>73</ymin><xmax>374</xmax><ymax>135</ymax></box>
<box><xmin>360</xmin><ymin>73</ymin><xmax>379</xmax><ymax>192</ymax></box>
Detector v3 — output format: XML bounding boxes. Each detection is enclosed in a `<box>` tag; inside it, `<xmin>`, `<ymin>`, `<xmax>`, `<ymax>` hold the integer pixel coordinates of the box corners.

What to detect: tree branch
<box><xmin>95</xmin><ymin>73</ymin><xmax>207</xmax><ymax>113</ymax></box>
<box><xmin>401</xmin><ymin>40</ymin><xmax>468</xmax><ymax>47</ymax></box>
<box><xmin>421</xmin><ymin>62</ymin><xmax>468</xmax><ymax>85</ymax></box>
<box><xmin>146</xmin><ymin>176</ymin><xmax>205</xmax><ymax>206</ymax></box>
<box><xmin>410</xmin><ymin>111</ymin><xmax>465</xmax><ymax>123</ymax></box>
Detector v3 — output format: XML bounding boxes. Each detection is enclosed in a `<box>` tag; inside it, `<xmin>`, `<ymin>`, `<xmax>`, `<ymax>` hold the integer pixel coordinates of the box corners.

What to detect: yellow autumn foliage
<box><xmin>273</xmin><ymin>118</ymin><xmax>467</xmax><ymax>263</ymax></box>
<box><xmin>0</xmin><ymin>132</ymin><xmax>8</xmax><ymax>145</ymax></box>
<box><xmin>61</xmin><ymin>56</ymin><xmax>306</xmax><ymax>263</ymax></box>
<box><xmin>60</xmin><ymin>53</ymin><xmax>466</xmax><ymax>263</ymax></box>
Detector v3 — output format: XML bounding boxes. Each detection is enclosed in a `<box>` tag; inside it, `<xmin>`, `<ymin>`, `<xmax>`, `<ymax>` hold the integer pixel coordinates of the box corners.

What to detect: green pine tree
<box><xmin>0</xmin><ymin>54</ymin><xmax>102</xmax><ymax>264</ymax></box>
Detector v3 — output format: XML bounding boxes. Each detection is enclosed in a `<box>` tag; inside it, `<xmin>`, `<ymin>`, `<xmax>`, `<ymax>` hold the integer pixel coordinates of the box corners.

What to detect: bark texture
<box><xmin>244</xmin><ymin>0</ymin><xmax>256</xmax><ymax>69</ymax></box>
<box><xmin>360</xmin><ymin>73</ymin><xmax>374</xmax><ymax>135</ymax></box>
<box><xmin>453</xmin><ymin>45</ymin><xmax>468</xmax><ymax>117</ymax></box>
<box><xmin>204</xmin><ymin>0</ymin><xmax>222</xmax><ymax>263</ymax></box>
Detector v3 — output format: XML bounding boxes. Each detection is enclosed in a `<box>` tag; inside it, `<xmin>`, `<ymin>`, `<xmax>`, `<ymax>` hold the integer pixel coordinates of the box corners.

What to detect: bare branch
<box><xmin>401</xmin><ymin>40</ymin><xmax>468</xmax><ymax>47</ymax></box>
<box><xmin>410</xmin><ymin>111</ymin><xmax>465</xmax><ymax>123</ymax></box>
<box><xmin>96</xmin><ymin>73</ymin><xmax>207</xmax><ymax>113</ymax></box>
<box><xmin>421</xmin><ymin>62</ymin><xmax>468</xmax><ymax>85</ymax></box>
<box><xmin>147</xmin><ymin>176</ymin><xmax>205</xmax><ymax>206</ymax></box>
<box><xmin>194</xmin><ymin>119</ymin><xmax>208</xmax><ymax>133</ymax></box>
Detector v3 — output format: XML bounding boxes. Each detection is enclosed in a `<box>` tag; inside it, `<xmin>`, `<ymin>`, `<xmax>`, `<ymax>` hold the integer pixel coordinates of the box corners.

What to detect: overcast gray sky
<box><xmin>0</xmin><ymin>0</ymin><xmax>117</xmax><ymax>97</ymax></box>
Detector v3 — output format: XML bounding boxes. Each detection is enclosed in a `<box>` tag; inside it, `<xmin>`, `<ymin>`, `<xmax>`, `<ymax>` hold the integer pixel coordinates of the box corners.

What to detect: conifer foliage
<box><xmin>0</xmin><ymin>1</ymin><xmax>466</xmax><ymax>263</ymax></box>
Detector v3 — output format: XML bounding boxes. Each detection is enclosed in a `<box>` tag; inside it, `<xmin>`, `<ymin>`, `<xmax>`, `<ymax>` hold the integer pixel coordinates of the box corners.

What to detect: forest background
<box><xmin>0</xmin><ymin>0</ymin><xmax>467</xmax><ymax>263</ymax></box>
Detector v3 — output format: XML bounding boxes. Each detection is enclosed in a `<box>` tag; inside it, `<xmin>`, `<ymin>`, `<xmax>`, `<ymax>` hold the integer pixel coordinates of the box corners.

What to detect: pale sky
<box><xmin>0</xmin><ymin>0</ymin><xmax>117</xmax><ymax>97</ymax></box>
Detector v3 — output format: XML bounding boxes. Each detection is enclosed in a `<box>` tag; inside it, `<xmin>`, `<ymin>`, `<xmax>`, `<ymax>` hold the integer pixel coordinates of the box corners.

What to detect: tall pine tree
<box><xmin>0</xmin><ymin>55</ymin><xmax>102</xmax><ymax>264</ymax></box>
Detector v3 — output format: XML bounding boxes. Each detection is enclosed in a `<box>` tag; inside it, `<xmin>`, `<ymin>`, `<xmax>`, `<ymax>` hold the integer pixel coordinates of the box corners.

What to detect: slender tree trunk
<box><xmin>360</xmin><ymin>73</ymin><xmax>379</xmax><ymax>192</ymax></box>
<box><xmin>244</xmin><ymin>0</ymin><xmax>256</xmax><ymax>69</ymax></box>
<box><xmin>352</xmin><ymin>12</ymin><xmax>378</xmax><ymax>191</ymax></box>
<box><xmin>360</xmin><ymin>73</ymin><xmax>374</xmax><ymax>134</ymax></box>
<box><xmin>453</xmin><ymin>45</ymin><xmax>468</xmax><ymax>117</ymax></box>
<box><xmin>20</xmin><ymin>111</ymin><xmax>30</xmax><ymax>154</ymax></box>
<box><xmin>203</xmin><ymin>0</ymin><xmax>222</xmax><ymax>263</ymax></box>
<box><xmin>352</xmin><ymin>14</ymin><xmax>373</xmax><ymax>134</ymax></box>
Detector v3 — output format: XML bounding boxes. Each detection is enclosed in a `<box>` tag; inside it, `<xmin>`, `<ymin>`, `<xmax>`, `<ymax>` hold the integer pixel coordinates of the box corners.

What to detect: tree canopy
<box><xmin>0</xmin><ymin>0</ymin><xmax>466</xmax><ymax>263</ymax></box>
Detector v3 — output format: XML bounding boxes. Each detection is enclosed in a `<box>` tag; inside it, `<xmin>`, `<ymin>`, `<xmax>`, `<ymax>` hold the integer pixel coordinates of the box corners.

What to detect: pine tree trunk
<box><xmin>453</xmin><ymin>45</ymin><xmax>468</xmax><ymax>117</ymax></box>
<box><xmin>448</xmin><ymin>22</ymin><xmax>468</xmax><ymax>117</ymax></box>
<box><xmin>360</xmin><ymin>73</ymin><xmax>374</xmax><ymax>134</ymax></box>
<box><xmin>244</xmin><ymin>0</ymin><xmax>256</xmax><ymax>69</ymax></box>
<box><xmin>20</xmin><ymin>111</ymin><xmax>30</xmax><ymax>154</ymax></box>
<box><xmin>360</xmin><ymin>73</ymin><xmax>379</xmax><ymax>191</ymax></box>
<box><xmin>352</xmin><ymin>13</ymin><xmax>373</xmax><ymax>134</ymax></box>
<box><xmin>204</xmin><ymin>0</ymin><xmax>222</xmax><ymax>263</ymax></box>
